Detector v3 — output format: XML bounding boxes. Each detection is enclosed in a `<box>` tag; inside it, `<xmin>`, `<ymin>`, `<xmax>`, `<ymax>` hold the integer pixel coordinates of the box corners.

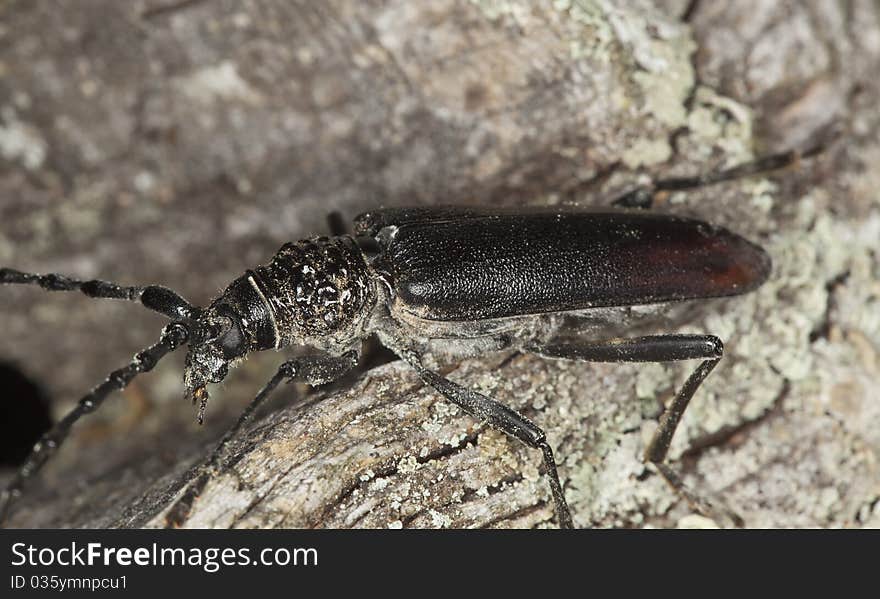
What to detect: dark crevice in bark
<box><xmin>457</xmin><ymin>473</ymin><xmax>526</xmax><ymax>506</ymax></box>
<box><xmin>682</xmin><ymin>379</ymin><xmax>791</xmax><ymax>462</ymax></box>
<box><xmin>228</xmin><ymin>458</ymin><xmax>304</xmax><ymax>529</ymax></box>
<box><xmin>416</xmin><ymin>431</ymin><xmax>481</xmax><ymax>465</ymax></box>
<box><xmin>681</xmin><ymin>0</ymin><xmax>701</xmax><ymax>23</ymax></box>
<box><xmin>478</xmin><ymin>501</ymin><xmax>550</xmax><ymax>529</ymax></box>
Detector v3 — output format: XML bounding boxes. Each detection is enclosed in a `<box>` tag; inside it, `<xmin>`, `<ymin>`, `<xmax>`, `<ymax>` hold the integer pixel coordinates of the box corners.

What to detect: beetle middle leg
<box><xmin>164</xmin><ymin>350</ymin><xmax>360</xmax><ymax>527</ymax></box>
<box><xmin>382</xmin><ymin>339</ymin><xmax>573</xmax><ymax>529</ymax></box>
<box><xmin>528</xmin><ymin>334</ymin><xmax>736</xmax><ymax>524</ymax></box>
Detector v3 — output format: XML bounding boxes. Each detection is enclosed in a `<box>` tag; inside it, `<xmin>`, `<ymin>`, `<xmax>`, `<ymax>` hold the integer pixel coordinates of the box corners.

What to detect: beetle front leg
<box><xmin>528</xmin><ymin>334</ymin><xmax>738</xmax><ymax>524</ymax></box>
<box><xmin>386</xmin><ymin>342</ymin><xmax>573</xmax><ymax>529</ymax></box>
<box><xmin>163</xmin><ymin>350</ymin><xmax>359</xmax><ymax>527</ymax></box>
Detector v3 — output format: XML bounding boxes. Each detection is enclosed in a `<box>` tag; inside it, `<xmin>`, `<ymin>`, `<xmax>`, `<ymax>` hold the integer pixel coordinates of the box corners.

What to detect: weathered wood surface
<box><xmin>0</xmin><ymin>0</ymin><xmax>878</xmax><ymax>528</ymax></box>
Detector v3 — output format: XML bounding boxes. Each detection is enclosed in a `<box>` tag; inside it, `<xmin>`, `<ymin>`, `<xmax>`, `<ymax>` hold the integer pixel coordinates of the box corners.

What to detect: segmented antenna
<box><xmin>0</xmin><ymin>323</ymin><xmax>189</xmax><ymax>526</ymax></box>
<box><xmin>0</xmin><ymin>268</ymin><xmax>199</xmax><ymax>321</ymax></box>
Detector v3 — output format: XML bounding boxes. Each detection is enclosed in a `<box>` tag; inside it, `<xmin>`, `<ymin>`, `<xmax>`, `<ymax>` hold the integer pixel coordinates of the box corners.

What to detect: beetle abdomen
<box><xmin>382</xmin><ymin>212</ymin><xmax>770</xmax><ymax>321</ymax></box>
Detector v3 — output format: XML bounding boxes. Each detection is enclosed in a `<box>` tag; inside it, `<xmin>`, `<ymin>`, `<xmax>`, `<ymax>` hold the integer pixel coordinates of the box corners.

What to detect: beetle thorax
<box><xmin>250</xmin><ymin>236</ymin><xmax>376</xmax><ymax>348</ymax></box>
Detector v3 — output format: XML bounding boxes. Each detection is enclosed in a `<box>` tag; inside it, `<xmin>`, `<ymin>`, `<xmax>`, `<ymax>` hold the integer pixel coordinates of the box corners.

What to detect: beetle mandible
<box><xmin>0</xmin><ymin>145</ymin><xmax>824</xmax><ymax>528</ymax></box>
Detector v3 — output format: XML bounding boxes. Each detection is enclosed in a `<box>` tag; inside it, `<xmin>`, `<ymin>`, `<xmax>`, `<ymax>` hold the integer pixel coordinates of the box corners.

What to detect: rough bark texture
<box><xmin>0</xmin><ymin>0</ymin><xmax>878</xmax><ymax>528</ymax></box>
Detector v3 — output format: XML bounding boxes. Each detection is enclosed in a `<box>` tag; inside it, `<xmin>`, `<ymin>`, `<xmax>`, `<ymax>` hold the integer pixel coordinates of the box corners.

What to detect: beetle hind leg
<box><xmin>529</xmin><ymin>334</ymin><xmax>743</xmax><ymax>527</ymax></box>
<box><xmin>612</xmin><ymin>138</ymin><xmax>832</xmax><ymax>210</ymax></box>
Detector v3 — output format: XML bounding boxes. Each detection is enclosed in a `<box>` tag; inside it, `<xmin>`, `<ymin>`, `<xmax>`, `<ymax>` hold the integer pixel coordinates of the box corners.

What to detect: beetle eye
<box><xmin>217</xmin><ymin>318</ymin><xmax>246</xmax><ymax>358</ymax></box>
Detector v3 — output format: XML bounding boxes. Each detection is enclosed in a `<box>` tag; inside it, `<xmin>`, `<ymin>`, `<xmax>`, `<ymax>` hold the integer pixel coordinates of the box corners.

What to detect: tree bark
<box><xmin>0</xmin><ymin>0</ymin><xmax>878</xmax><ymax>528</ymax></box>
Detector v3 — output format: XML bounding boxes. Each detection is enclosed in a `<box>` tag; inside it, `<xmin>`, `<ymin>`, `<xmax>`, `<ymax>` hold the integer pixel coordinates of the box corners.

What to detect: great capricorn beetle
<box><xmin>0</xmin><ymin>146</ymin><xmax>823</xmax><ymax>528</ymax></box>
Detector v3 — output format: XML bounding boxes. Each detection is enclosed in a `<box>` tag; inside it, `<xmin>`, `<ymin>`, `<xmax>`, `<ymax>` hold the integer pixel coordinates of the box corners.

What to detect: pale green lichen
<box><xmin>467</xmin><ymin>0</ymin><xmax>532</xmax><ymax>26</ymax></box>
<box><xmin>561</xmin><ymin>0</ymin><xmax>615</xmax><ymax>60</ymax></box>
<box><xmin>677</xmin><ymin>514</ymin><xmax>721</xmax><ymax>529</ymax></box>
<box><xmin>687</xmin><ymin>86</ymin><xmax>755</xmax><ymax>161</ymax></box>
<box><xmin>620</xmin><ymin>137</ymin><xmax>673</xmax><ymax>169</ymax></box>
<box><xmin>556</xmin><ymin>1</ymin><xmax>696</xmax><ymax>165</ymax></box>
<box><xmin>427</xmin><ymin>508</ymin><xmax>452</xmax><ymax>528</ymax></box>
<box><xmin>474</xmin><ymin>0</ymin><xmax>697</xmax><ymax>162</ymax></box>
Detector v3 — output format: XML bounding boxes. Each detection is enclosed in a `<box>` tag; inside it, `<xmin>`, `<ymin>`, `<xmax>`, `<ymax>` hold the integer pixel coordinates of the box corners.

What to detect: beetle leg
<box><xmin>611</xmin><ymin>186</ymin><xmax>656</xmax><ymax>210</ymax></box>
<box><xmin>529</xmin><ymin>334</ymin><xmax>741</xmax><ymax>525</ymax></box>
<box><xmin>0</xmin><ymin>323</ymin><xmax>190</xmax><ymax>527</ymax></box>
<box><xmin>612</xmin><ymin>139</ymin><xmax>830</xmax><ymax>209</ymax></box>
<box><xmin>164</xmin><ymin>350</ymin><xmax>360</xmax><ymax>527</ymax></box>
<box><xmin>385</xmin><ymin>341</ymin><xmax>573</xmax><ymax>529</ymax></box>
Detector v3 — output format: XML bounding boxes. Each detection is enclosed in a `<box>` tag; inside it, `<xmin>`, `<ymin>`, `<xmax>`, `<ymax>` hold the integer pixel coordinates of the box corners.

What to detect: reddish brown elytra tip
<box><xmin>704</xmin><ymin>235</ymin><xmax>772</xmax><ymax>296</ymax></box>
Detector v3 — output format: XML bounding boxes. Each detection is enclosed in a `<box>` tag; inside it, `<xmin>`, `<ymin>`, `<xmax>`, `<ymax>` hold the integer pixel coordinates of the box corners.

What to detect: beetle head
<box><xmin>183</xmin><ymin>305</ymin><xmax>248</xmax><ymax>424</ymax></box>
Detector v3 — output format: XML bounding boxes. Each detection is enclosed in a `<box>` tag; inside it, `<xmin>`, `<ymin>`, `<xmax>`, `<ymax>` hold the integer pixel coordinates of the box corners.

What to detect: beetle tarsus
<box><xmin>653</xmin><ymin>463</ymin><xmax>744</xmax><ymax>528</ymax></box>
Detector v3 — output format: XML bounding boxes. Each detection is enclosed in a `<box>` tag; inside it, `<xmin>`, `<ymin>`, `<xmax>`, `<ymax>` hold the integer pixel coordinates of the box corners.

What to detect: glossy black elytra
<box><xmin>0</xmin><ymin>145</ymin><xmax>822</xmax><ymax>529</ymax></box>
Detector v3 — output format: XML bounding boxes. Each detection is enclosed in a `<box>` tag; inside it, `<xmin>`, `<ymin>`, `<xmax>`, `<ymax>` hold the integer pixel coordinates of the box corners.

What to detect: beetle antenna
<box><xmin>0</xmin><ymin>268</ymin><xmax>199</xmax><ymax>321</ymax></box>
<box><xmin>0</xmin><ymin>322</ymin><xmax>190</xmax><ymax>527</ymax></box>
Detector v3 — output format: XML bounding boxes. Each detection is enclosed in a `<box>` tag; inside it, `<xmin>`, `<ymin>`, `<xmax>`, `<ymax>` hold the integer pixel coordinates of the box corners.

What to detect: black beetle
<box><xmin>1</xmin><ymin>145</ymin><xmax>824</xmax><ymax>528</ymax></box>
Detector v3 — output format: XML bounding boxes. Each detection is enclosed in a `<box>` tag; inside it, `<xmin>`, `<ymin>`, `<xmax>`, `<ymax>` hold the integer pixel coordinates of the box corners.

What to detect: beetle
<box><xmin>0</xmin><ymin>145</ymin><xmax>823</xmax><ymax>528</ymax></box>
